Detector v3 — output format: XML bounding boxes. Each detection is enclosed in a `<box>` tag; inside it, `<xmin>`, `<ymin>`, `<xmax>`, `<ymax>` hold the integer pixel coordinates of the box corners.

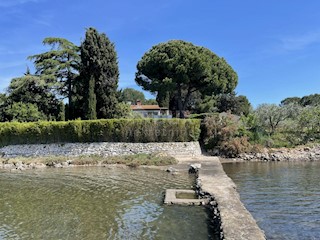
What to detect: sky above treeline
<box><xmin>0</xmin><ymin>0</ymin><xmax>319</xmax><ymax>107</ymax></box>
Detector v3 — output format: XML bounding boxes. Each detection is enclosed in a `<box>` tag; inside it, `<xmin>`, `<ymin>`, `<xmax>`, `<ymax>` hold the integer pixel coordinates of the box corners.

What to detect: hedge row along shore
<box><xmin>0</xmin><ymin>119</ymin><xmax>201</xmax><ymax>147</ymax></box>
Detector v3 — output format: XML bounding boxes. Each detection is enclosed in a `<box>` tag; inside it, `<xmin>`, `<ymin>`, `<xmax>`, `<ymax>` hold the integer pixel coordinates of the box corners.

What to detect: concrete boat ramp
<box><xmin>171</xmin><ymin>155</ymin><xmax>266</xmax><ymax>240</ymax></box>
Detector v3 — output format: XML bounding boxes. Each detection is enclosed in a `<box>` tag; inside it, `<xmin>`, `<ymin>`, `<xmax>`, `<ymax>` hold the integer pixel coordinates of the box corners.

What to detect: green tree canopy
<box><xmin>300</xmin><ymin>94</ymin><xmax>320</xmax><ymax>106</ymax></box>
<box><xmin>7</xmin><ymin>74</ymin><xmax>61</xmax><ymax>120</ymax></box>
<box><xmin>0</xmin><ymin>93</ymin><xmax>6</xmax><ymax>106</ymax></box>
<box><xmin>80</xmin><ymin>27</ymin><xmax>119</xmax><ymax>119</ymax></box>
<box><xmin>280</xmin><ymin>97</ymin><xmax>301</xmax><ymax>106</ymax></box>
<box><xmin>119</xmin><ymin>88</ymin><xmax>146</xmax><ymax>104</ymax></box>
<box><xmin>145</xmin><ymin>99</ymin><xmax>158</xmax><ymax>105</ymax></box>
<box><xmin>297</xmin><ymin>106</ymin><xmax>320</xmax><ymax>141</ymax></box>
<box><xmin>135</xmin><ymin>40</ymin><xmax>238</xmax><ymax>118</ymax></box>
<box><xmin>216</xmin><ymin>93</ymin><xmax>251</xmax><ymax>116</ymax></box>
<box><xmin>4</xmin><ymin>102</ymin><xmax>45</xmax><ymax>122</ymax></box>
<box><xmin>0</xmin><ymin>93</ymin><xmax>7</xmax><ymax>121</ymax></box>
<box><xmin>28</xmin><ymin>37</ymin><xmax>80</xmax><ymax>119</ymax></box>
<box><xmin>254</xmin><ymin>103</ymin><xmax>298</xmax><ymax>135</ymax></box>
<box><xmin>281</xmin><ymin>94</ymin><xmax>320</xmax><ymax>107</ymax></box>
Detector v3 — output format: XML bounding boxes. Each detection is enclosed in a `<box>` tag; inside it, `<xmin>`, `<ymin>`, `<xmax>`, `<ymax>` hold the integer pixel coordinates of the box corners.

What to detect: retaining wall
<box><xmin>0</xmin><ymin>141</ymin><xmax>202</xmax><ymax>158</ymax></box>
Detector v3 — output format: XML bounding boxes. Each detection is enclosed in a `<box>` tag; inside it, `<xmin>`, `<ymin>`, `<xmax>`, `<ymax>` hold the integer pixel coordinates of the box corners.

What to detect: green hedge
<box><xmin>0</xmin><ymin>119</ymin><xmax>201</xmax><ymax>147</ymax></box>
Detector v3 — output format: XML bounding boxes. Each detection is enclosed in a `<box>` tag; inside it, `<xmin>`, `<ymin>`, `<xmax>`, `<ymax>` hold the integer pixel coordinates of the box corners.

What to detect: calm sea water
<box><xmin>0</xmin><ymin>167</ymin><xmax>216</xmax><ymax>240</ymax></box>
<box><xmin>223</xmin><ymin>161</ymin><xmax>320</xmax><ymax>240</ymax></box>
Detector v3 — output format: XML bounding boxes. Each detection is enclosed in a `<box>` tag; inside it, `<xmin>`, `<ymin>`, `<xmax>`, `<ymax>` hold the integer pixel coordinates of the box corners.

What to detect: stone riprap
<box><xmin>174</xmin><ymin>155</ymin><xmax>266</xmax><ymax>240</ymax></box>
<box><xmin>0</xmin><ymin>141</ymin><xmax>201</xmax><ymax>158</ymax></box>
<box><xmin>238</xmin><ymin>144</ymin><xmax>320</xmax><ymax>161</ymax></box>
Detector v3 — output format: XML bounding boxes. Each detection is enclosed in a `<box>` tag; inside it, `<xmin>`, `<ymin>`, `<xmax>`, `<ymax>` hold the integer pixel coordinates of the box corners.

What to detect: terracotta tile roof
<box><xmin>131</xmin><ymin>105</ymin><xmax>164</xmax><ymax>110</ymax></box>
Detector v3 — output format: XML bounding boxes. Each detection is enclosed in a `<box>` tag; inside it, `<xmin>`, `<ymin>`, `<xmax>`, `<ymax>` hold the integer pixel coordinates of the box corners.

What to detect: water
<box><xmin>0</xmin><ymin>167</ymin><xmax>215</xmax><ymax>240</ymax></box>
<box><xmin>223</xmin><ymin>161</ymin><xmax>320</xmax><ymax>240</ymax></box>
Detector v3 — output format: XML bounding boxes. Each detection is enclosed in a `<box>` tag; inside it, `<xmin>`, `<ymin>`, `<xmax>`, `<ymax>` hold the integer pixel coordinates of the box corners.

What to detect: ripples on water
<box><xmin>223</xmin><ymin>161</ymin><xmax>320</xmax><ymax>240</ymax></box>
<box><xmin>0</xmin><ymin>167</ymin><xmax>214</xmax><ymax>240</ymax></box>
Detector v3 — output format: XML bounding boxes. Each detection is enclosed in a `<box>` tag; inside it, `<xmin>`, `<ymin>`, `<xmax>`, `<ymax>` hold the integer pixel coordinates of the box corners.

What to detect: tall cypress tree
<box><xmin>80</xmin><ymin>27</ymin><xmax>119</xmax><ymax>119</ymax></box>
<box><xmin>85</xmin><ymin>76</ymin><xmax>97</xmax><ymax>120</ymax></box>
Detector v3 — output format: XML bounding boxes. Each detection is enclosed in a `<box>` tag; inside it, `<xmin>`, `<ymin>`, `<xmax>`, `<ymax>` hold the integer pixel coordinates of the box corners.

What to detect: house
<box><xmin>130</xmin><ymin>100</ymin><xmax>172</xmax><ymax>118</ymax></box>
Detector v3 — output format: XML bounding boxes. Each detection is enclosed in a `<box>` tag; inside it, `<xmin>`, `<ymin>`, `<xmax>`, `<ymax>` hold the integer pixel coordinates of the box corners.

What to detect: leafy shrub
<box><xmin>219</xmin><ymin>137</ymin><xmax>252</xmax><ymax>157</ymax></box>
<box><xmin>202</xmin><ymin>113</ymin><xmax>252</xmax><ymax>157</ymax></box>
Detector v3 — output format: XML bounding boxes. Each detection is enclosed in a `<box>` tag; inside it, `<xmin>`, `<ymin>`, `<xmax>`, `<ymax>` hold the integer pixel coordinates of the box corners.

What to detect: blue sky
<box><xmin>0</xmin><ymin>0</ymin><xmax>319</xmax><ymax>107</ymax></box>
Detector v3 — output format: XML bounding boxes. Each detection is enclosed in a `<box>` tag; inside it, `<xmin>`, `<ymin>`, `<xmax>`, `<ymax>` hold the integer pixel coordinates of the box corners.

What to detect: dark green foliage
<box><xmin>280</xmin><ymin>97</ymin><xmax>301</xmax><ymax>106</ymax></box>
<box><xmin>300</xmin><ymin>94</ymin><xmax>320</xmax><ymax>106</ymax></box>
<box><xmin>216</xmin><ymin>93</ymin><xmax>251</xmax><ymax>116</ymax></box>
<box><xmin>281</xmin><ymin>94</ymin><xmax>320</xmax><ymax>107</ymax></box>
<box><xmin>193</xmin><ymin>94</ymin><xmax>217</xmax><ymax>114</ymax></box>
<box><xmin>113</xmin><ymin>102</ymin><xmax>133</xmax><ymax>118</ymax></box>
<box><xmin>144</xmin><ymin>99</ymin><xmax>158</xmax><ymax>105</ymax></box>
<box><xmin>57</xmin><ymin>102</ymin><xmax>65</xmax><ymax>121</ymax></box>
<box><xmin>80</xmin><ymin>27</ymin><xmax>119</xmax><ymax>119</ymax></box>
<box><xmin>28</xmin><ymin>37</ymin><xmax>80</xmax><ymax>119</ymax></box>
<box><xmin>0</xmin><ymin>93</ymin><xmax>7</xmax><ymax>121</ymax></box>
<box><xmin>118</xmin><ymin>88</ymin><xmax>158</xmax><ymax>106</ymax></box>
<box><xmin>85</xmin><ymin>76</ymin><xmax>97</xmax><ymax>120</ymax></box>
<box><xmin>119</xmin><ymin>88</ymin><xmax>146</xmax><ymax>104</ymax></box>
<box><xmin>135</xmin><ymin>40</ymin><xmax>238</xmax><ymax>118</ymax></box>
<box><xmin>238</xmin><ymin>113</ymin><xmax>264</xmax><ymax>143</ymax></box>
<box><xmin>3</xmin><ymin>102</ymin><xmax>46</xmax><ymax>122</ymax></box>
<box><xmin>6</xmin><ymin>74</ymin><xmax>62</xmax><ymax>120</ymax></box>
<box><xmin>0</xmin><ymin>119</ymin><xmax>201</xmax><ymax>147</ymax></box>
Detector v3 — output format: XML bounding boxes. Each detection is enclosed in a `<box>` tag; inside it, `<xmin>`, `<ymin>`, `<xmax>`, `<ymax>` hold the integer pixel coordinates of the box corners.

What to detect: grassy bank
<box><xmin>1</xmin><ymin>153</ymin><xmax>178</xmax><ymax>168</ymax></box>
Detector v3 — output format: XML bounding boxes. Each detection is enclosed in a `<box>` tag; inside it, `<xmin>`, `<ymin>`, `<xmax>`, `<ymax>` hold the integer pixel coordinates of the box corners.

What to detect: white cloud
<box><xmin>280</xmin><ymin>31</ymin><xmax>320</xmax><ymax>51</ymax></box>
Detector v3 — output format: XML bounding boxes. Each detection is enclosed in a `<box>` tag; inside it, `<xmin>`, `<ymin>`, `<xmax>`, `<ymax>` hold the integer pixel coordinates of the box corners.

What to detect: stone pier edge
<box><xmin>175</xmin><ymin>155</ymin><xmax>266</xmax><ymax>240</ymax></box>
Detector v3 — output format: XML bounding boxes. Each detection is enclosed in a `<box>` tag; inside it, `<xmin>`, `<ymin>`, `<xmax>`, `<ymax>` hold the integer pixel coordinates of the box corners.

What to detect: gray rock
<box><xmin>16</xmin><ymin>165</ymin><xmax>25</xmax><ymax>171</ymax></box>
<box><xmin>35</xmin><ymin>163</ymin><xmax>46</xmax><ymax>169</ymax></box>
<box><xmin>166</xmin><ymin>167</ymin><xmax>177</xmax><ymax>173</ymax></box>
<box><xmin>54</xmin><ymin>163</ymin><xmax>63</xmax><ymax>168</ymax></box>
<box><xmin>189</xmin><ymin>163</ymin><xmax>201</xmax><ymax>174</ymax></box>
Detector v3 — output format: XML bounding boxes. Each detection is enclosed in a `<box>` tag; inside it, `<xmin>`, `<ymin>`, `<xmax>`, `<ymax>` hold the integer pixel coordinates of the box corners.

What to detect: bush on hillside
<box><xmin>202</xmin><ymin>113</ymin><xmax>252</xmax><ymax>157</ymax></box>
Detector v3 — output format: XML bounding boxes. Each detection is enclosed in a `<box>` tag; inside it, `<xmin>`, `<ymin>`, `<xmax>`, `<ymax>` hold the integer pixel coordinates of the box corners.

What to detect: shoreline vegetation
<box><xmin>0</xmin><ymin>119</ymin><xmax>200</xmax><ymax>147</ymax></box>
<box><xmin>0</xmin><ymin>153</ymin><xmax>177</xmax><ymax>171</ymax></box>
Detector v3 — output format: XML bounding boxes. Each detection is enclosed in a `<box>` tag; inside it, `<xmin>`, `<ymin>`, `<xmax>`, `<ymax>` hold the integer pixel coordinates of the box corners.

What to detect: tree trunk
<box><xmin>67</xmin><ymin>75</ymin><xmax>73</xmax><ymax>120</ymax></box>
<box><xmin>85</xmin><ymin>76</ymin><xmax>97</xmax><ymax>120</ymax></box>
<box><xmin>177</xmin><ymin>85</ymin><xmax>185</xmax><ymax>118</ymax></box>
<box><xmin>178</xmin><ymin>99</ymin><xmax>184</xmax><ymax>118</ymax></box>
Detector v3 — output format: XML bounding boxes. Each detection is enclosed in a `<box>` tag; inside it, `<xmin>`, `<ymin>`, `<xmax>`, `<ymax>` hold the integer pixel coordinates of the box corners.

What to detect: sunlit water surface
<box><xmin>0</xmin><ymin>167</ymin><xmax>215</xmax><ymax>240</ymax></box>
<box><xmin>223</xmin><ymin>161</ymin><xmax>320</xmax><ymax>240</ymax></box>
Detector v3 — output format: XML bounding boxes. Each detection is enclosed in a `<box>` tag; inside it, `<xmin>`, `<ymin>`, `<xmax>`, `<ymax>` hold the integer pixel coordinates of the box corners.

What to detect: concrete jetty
<box><xmin>164</xmin><ymin>189</ymin><xmax>207</xmax><ymax>205</ymax></box>
<box><xmin>174</xmin><ymin>155</ymin><xmax>266</xmax><ymax>240</ymax></box>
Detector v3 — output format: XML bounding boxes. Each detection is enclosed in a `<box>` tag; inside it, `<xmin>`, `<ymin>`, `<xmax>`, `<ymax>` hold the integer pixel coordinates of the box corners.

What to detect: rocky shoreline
<box><xmin>2</xmin><ymin>143</ymin><xmax>320</xmax><ymax>171</ymax></box>
<box><xmin>0</xmin><ymin>159</ymin><xmax>112</xmax><ymax>171</ymax></box>
<box><xmin>237</xmin><ymin>144</ymin><xmax>320</xmax><ymax>162</ymax></box>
